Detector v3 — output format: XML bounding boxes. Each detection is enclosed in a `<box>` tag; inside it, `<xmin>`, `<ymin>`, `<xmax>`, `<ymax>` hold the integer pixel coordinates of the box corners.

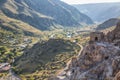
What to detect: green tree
<box><xmin>0</xmin><ymin>46</ymin><xmax>8</xmax><ymax>55</ymax></box>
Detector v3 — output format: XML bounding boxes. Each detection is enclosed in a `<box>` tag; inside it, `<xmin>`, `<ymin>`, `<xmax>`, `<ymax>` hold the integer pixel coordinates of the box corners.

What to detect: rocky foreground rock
<box><xmin>52</xmin><ymin>22</ymin><xmax>120</xmax><ymax>80</ymax></box>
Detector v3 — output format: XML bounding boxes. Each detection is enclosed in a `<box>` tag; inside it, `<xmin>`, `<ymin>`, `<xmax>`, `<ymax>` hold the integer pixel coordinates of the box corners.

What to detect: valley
<box><xmin>0</xmin><ymin>26</ymin><xmax>91</xmax><ymax>80</ymax></box>
<box><xmin>0</xmin><ymin>0</ymin><xmax>120</xmax><ymax>80</ymax></box>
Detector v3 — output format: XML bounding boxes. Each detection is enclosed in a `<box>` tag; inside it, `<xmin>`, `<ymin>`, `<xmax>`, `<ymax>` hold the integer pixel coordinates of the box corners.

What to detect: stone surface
<box><xmin>53</xmin><ymin>22</ymin><xmax>120</xmax><ymax>80</ymax></box>
<box><xmin>90</xmin><ymin>32</ymin><xmax>104</xmax><ymax>42</ymax></box>
<box><xmin>56</xmin><ymin>42</ymin><xmax>120</xmax><ymax>80</ymax></box>
<box><xmin>106</xmin><ymin>21</ymin><xmax>120</xmax><ymax>47</ymax></box>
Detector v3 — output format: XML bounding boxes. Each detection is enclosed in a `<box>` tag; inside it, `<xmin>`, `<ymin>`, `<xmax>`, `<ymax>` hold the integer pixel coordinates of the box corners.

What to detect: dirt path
<box><xmin>57</xmin><ymin>43</ymin><xmax>83</xmax><ymax>80</ymax></box>
<box><xmin>77</xmin><ymin>43</ymin><xmax>83</xmax><ymax>57</ymax></box>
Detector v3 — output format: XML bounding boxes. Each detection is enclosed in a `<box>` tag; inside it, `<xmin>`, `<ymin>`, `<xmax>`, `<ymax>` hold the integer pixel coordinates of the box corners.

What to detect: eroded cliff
<box><xmin>53</xmin><ymin>22</ymin><xmax>120</xmax><ymax>80</ymax></box>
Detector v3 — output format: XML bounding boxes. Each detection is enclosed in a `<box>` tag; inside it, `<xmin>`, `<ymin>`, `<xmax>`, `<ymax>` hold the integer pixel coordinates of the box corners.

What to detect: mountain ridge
<box><xmin>73</xmin><ymin>2</ymin><xmax>120</xmax><ymax>22</ymax></box>
<box><xmin>0</xmin><ymin>0</ymin><xmax>93</xmax><ymax>30</ymax></box>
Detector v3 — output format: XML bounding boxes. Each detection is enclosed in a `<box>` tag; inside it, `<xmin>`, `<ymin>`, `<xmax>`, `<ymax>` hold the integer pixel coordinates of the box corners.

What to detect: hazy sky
<box><xmin>61</xmin><ymin>0</ymin><xmax>120</xmax><ymax>4</ymax></box>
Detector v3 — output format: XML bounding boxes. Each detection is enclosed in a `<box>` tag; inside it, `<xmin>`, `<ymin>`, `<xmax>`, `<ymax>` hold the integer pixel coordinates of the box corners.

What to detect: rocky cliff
<box><xmin>54</xmin><ymin>22</ymin><xmax>120</xmax><ymax>80</ymax></box>
<box><xmin>106</xmin><ymin>22</ymin><xmax>120</xmax><ymax>47</ymax></box>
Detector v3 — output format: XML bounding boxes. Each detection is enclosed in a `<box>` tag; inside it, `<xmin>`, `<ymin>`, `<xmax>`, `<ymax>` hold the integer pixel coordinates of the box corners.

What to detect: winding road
<box><xmin>77</xmin><ymin>43</ymin><xmax>83</xmax><ymax>57</ymax></box>
<box><xmin>57</xmin><ymin>43</ymin><xmax>83</xmax><ymax>79</ymax></box>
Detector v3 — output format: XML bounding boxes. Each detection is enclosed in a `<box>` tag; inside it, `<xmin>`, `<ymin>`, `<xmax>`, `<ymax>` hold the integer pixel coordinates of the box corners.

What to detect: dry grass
<box><xmin>0</xmin><ymin>12</ymin><xmax>42</xmax><ymax>36</ymax></box>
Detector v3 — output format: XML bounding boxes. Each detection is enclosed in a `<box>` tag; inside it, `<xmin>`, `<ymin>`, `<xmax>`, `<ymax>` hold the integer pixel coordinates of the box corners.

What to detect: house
<box><xmin>90</xmin><ymin>32</ymin><xmax>104</xmax><ymax>42</ymax></box>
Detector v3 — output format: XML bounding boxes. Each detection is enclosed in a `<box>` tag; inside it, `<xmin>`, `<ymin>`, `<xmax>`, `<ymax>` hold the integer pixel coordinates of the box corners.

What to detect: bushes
<box><xmin>0</xmin><ymin>46</ymin><xmax>22</xmax><ymax>63</ymax></box>
<box><xmin>0</xmin><ymin>46</ymin><xmax>8</xmax><ymax>55</ymax></box>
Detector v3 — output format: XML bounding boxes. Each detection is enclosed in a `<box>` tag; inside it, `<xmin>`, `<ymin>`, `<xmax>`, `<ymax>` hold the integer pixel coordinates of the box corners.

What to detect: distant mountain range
<box><xmin>74</xmin><ymin>2</ymin><xmax>120</xmax><ymax>22</ymax></box>
<box><xmin>0</xmin><ymin>0</ymin><xmax>93</xmax><ymax>32</ymax></box>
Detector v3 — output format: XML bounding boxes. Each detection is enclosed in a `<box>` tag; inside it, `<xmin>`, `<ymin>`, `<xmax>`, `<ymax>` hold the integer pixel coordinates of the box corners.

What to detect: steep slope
<box><xmin>0</xmin><ymin>0</ymin><xmax>93</xmax><ymax>30</ymax></box>
<box><xmin>0</xmin><ymin>12</ymin><xmax>42</xmax><ymax>36</ymax></box>
<box><xmin>96</xmin><ymin>18</ymin><xmax>120</xmax><ymax>30</ymax></box>
<box><xmin>56</xmin><ymin>43</ymin><xmax>120</xmax><ymax>80</ymax></box>
<box><xmin>74</xmin><ymin>2</ymin><xmax>120</xmax><ymax>22</ymax></box>
<box><xmin>106</xmin><ymin>21</ymin><xmax>120</xmax><ymax>47</ymax></box>
<box><xmin>54</xmin><ymin>22</ymin><xmax>120</xmax><ymax>80</ymax></box>
<box><xmin>14</xmin><ymin>39</ymin><xmax>80</xmax><ymax>79</ymax></box>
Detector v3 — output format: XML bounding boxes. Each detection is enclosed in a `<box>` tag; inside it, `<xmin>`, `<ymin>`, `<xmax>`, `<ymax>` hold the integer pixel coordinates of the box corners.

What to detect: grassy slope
<box><xmin>0</xmin><ymin>12</ymin><xmax>42</xmax><ymax>36</ymax></box>
<box><xmin>96</xmin><ymin>18</ymin><xmax>120</xmax><ymax>30</ymax></box>
<box><xmin>14</xmin><ymin>39</ymin><xmax>80</xmax><ymax>80</ymax></box>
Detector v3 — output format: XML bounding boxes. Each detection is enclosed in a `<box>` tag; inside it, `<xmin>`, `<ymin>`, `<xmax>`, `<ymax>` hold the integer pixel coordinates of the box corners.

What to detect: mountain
<box><xmin>0</xmin><ymin>0</ymin><xmax>93</xmax><ymax>30</ymax></box>
<box><xmin>96</xmin><ymin>18</ymin><xmax>120</xmax><ymax>30</ymax></box>
<box><xmin>55</xmin><ymin>22</ymin><xmax>120</xmax><ymax>80</ymax></box>
<box><xmin>74</xmin><ymin>2</ymin><xmax>120</xmax><ymax>22</ymax></box>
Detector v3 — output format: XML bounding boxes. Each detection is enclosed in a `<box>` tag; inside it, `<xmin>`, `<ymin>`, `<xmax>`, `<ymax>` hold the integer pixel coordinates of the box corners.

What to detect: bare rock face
<box><xmin>53</xmin><ymin>22</ymin><xmax>120</xmax><ymax>80</ymax></box>
<box><xmin>106</xmin><ymin>21</ymin><xmax>120</xmax><ymax>47</ymax></box>
<box><xmin>56</xmin><ymin>42</ymin><xmax>120</xmax><ymax>80</ymax></box>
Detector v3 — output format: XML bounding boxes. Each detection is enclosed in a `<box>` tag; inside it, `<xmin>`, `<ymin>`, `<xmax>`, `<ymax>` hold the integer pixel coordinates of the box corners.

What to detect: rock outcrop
<box><xmin>106</xmin><ymin>22</ymin><xmax>120</xmax><ymax>47</ymax></box>
<box><xmin>54</xmin><ymin>22</ymin><xmax>120</xmax><ymax>80</ymax></box>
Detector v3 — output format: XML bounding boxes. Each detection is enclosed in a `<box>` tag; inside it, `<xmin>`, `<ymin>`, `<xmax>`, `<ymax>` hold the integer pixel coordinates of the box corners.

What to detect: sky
<box><xmin>61</xmin><ymin>0</ymin><xmax>120</xmax><ymax>4</ymax></box>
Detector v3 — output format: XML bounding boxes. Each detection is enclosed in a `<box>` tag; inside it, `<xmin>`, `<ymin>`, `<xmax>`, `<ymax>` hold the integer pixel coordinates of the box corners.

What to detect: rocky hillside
<box><xmin>74</xmin><ymin>2</ymin><xmax>120</xmax><ymax>22</ymax></box>
<box><xmin>54</xmin><ymin>22</ymin><xmax>120</xmax><ymax>80</ymax></box>
<box><xmin>0</xmin><ymin>0</ymin><xmax>93</xmax><ymax>30</ymax></box>
<box><xmin>106</xmin><ymin>21</ymin><xmax>120</xmax><ymax>47</ymax></box>
<box><xmin>96</xmin><ymin>18</ymin><xmax>120</xmax><ymax>30</ymax></box>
